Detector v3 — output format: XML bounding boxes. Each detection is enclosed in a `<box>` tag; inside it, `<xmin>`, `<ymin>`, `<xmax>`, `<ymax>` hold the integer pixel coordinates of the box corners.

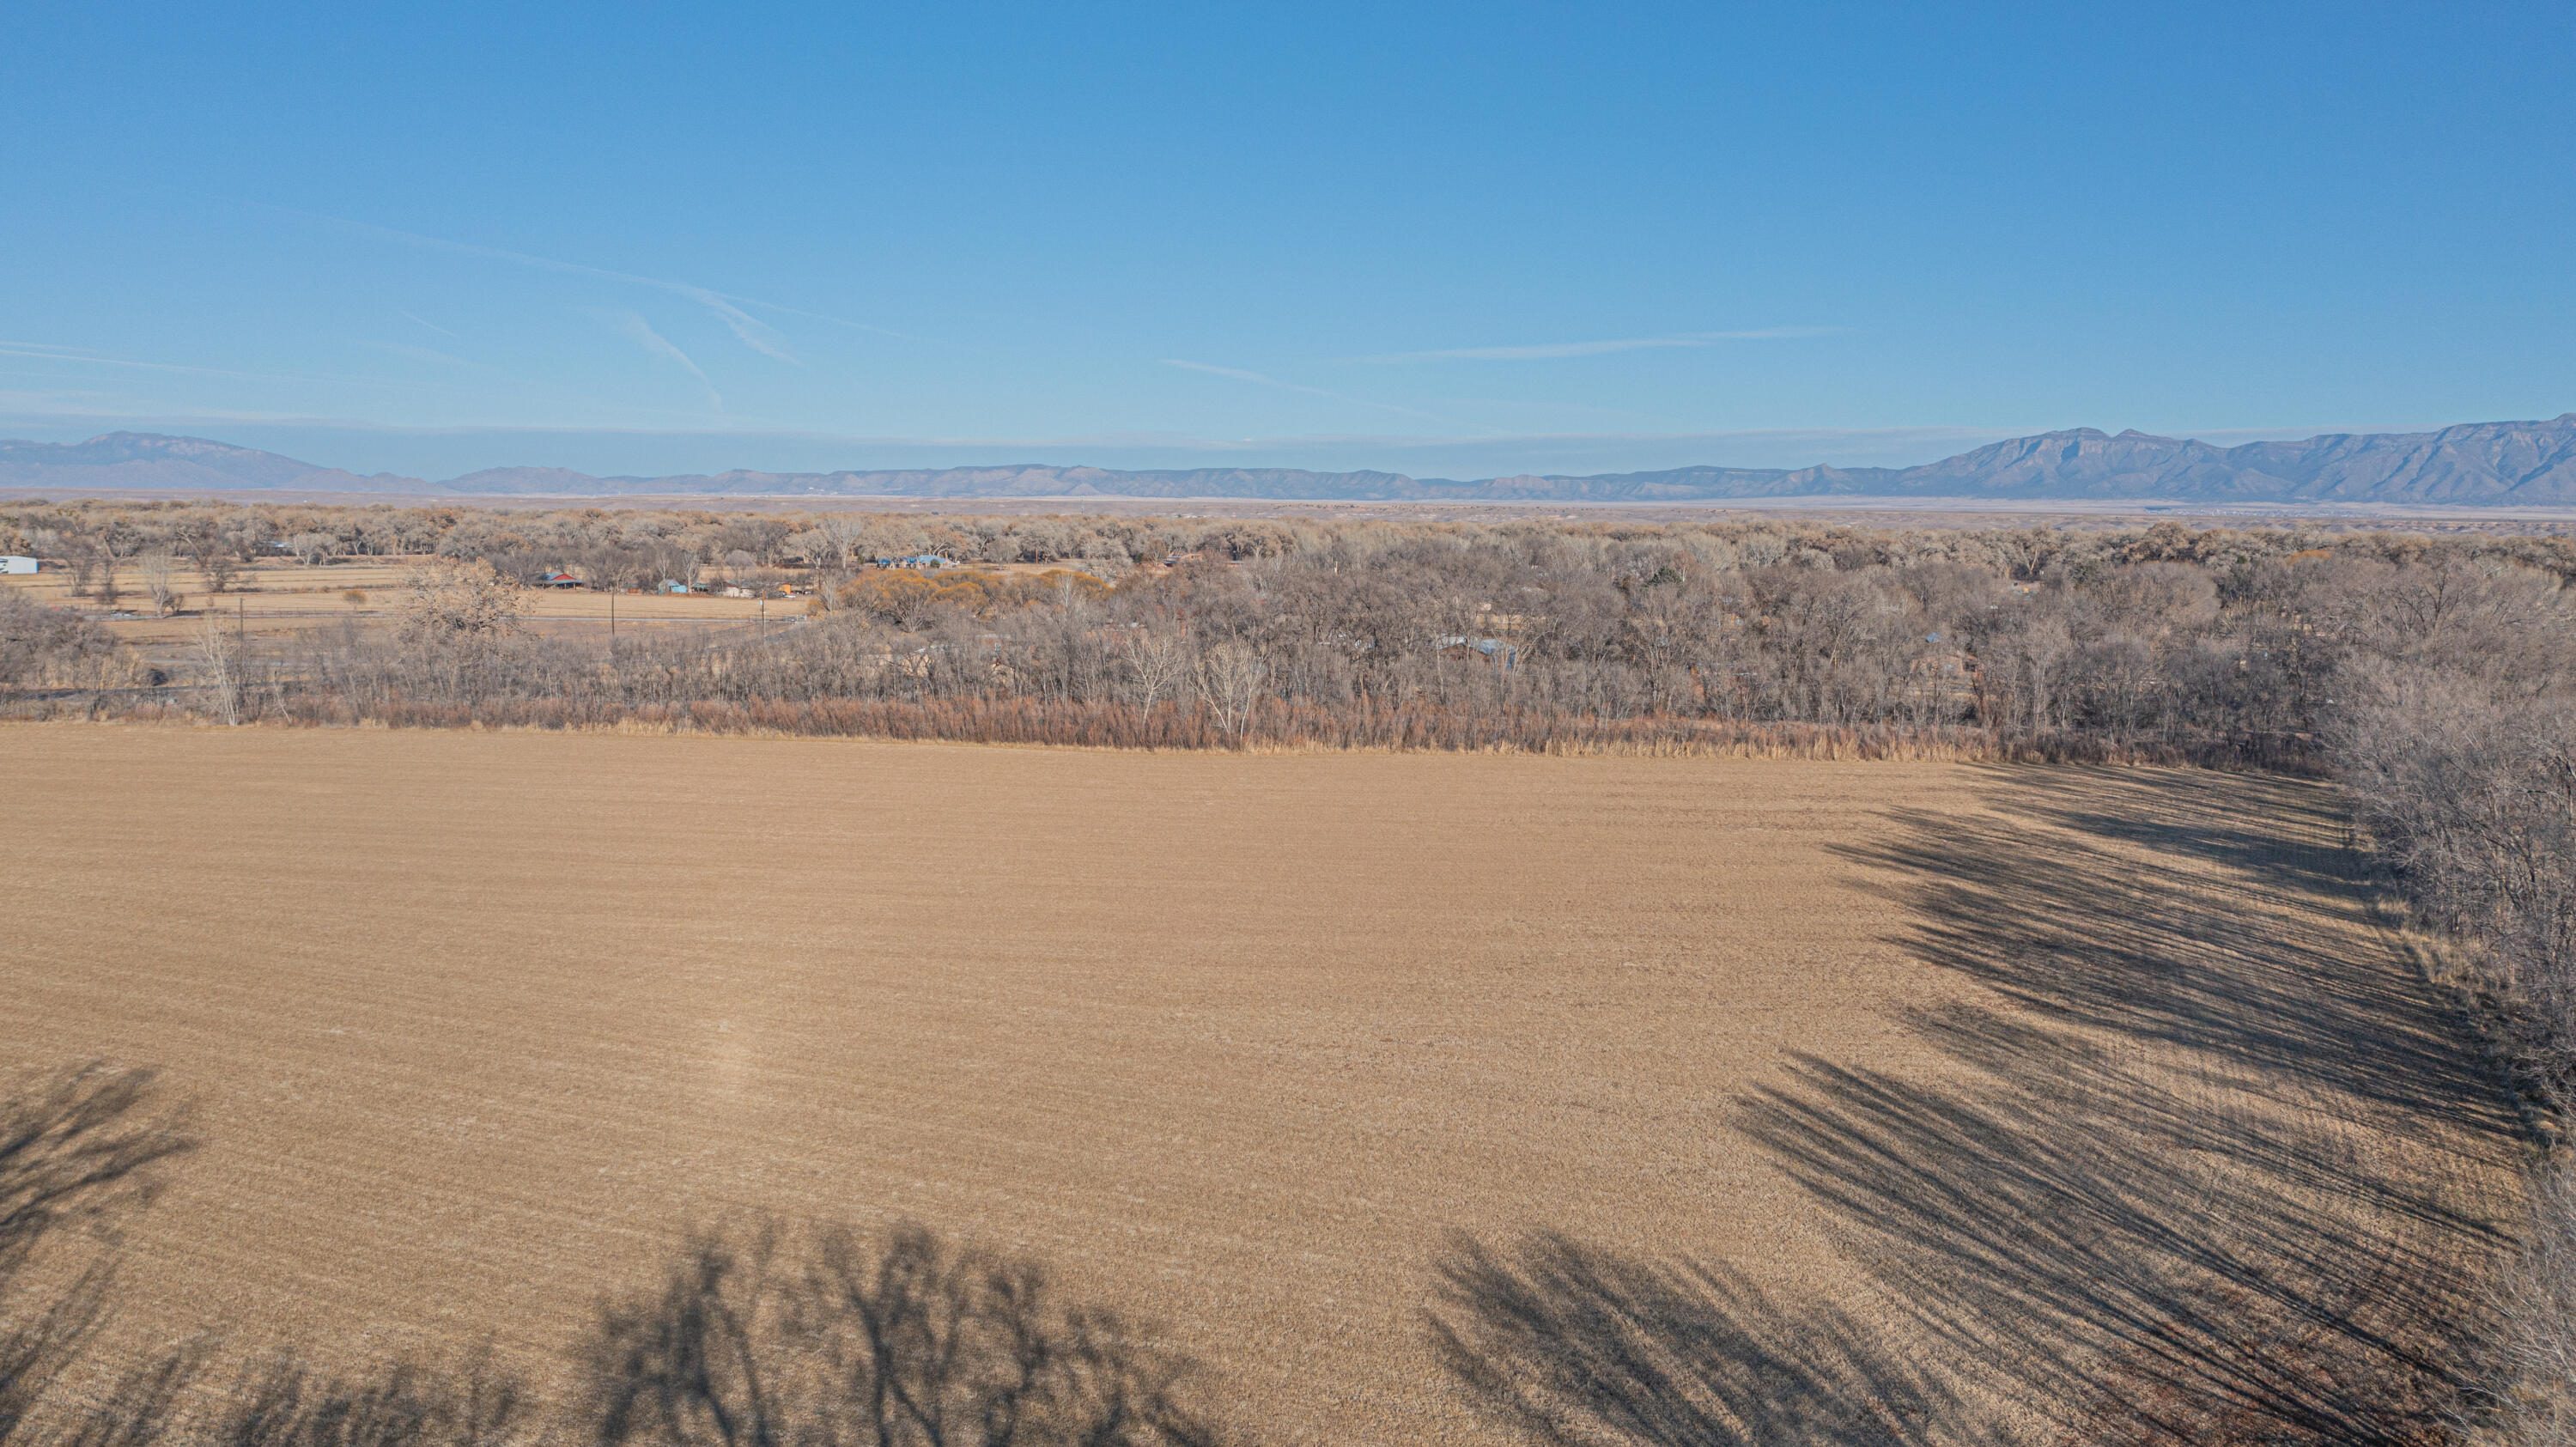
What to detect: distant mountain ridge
<box><xmin>0</xmin><ymin>431</ymin><xmax>421</xmax><ymax>494</ymax></box>
<box><xmin>5</xmin><ymin>416</ymin><xmax>2576</xmax><ymax>505</ymax></box>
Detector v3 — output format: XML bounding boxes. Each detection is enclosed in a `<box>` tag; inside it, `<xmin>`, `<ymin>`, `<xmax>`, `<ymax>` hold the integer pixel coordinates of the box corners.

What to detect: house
<box><xmin>0</xmin><ymin>556</ymin><xmax>35</xmax><ymax>575</ymax></box>
<box><xmin>1436</xmin><ymin>635</ymin><xmax>1519</xmax><ymax>667</ymax></box>
<box><xmin>539</xmin><ymin>571</ymin><xmax>583</xmax><ymax>588</ymax></box>
<box><xmin>660</xmin><ymin>580</ymin><xmax>691</xmax><ymax>593</ymax></box>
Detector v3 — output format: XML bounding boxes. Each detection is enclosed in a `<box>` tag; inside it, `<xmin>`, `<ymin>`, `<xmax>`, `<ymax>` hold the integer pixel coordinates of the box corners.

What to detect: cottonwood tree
<box><xmin>137</xmin><ymin>553</ymin><xmax>179</xmax><ymax>617</ymax></box>
<box><xmin>820</xmin><ymin>514</ymin><xmax>869</xmax><ymax>568</ymax></box>
<box><xmin>0</xmin><ymin>593</ymin><xmax>130</xmax><ymax>691</ymax></box>
<box><xmin>1121</xmin><ymin>631</ymin><xmax>1189</xmax><ymax>713</ymax></box>
<box><xmin>196</xmin><ymin>612</ymin><xmax>243</xmax><ymax>725</ymax></box>
<box><xmin>1194</xmin><ymin>642</ymin><xmax>1267</xmax><ymax>740</ymax></box>
<box><xmin>396</xmin><ymin>560</ymin><xmax>524</xmax><ymax>700</ymax></box>
<box><xmin>175</xmin><ymin>523</ymin><xmax>244</xmax><ymax>597</ymax></box>
<box><xmin>94</xmin><ymin>523</ymin><xmax>144</xmax><ymax>610</ymax></box>
<box><xmin>84</xmin><ymin>538</ymin><xmax>117</xmax><ymax>609</ymax></box>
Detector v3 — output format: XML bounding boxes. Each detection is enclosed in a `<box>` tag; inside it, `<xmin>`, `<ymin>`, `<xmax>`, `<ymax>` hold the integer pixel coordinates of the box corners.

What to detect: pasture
<box><xmin>0</xmin><ymin>729</ymin><xmax>2518</xmax><ymax>1443</ymax></box>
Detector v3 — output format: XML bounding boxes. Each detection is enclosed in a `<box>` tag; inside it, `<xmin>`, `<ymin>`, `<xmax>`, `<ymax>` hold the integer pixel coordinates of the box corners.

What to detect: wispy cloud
<box><xmin>0</xmin><ymin>339</ymin><xmax>434</xmax><ymax>391</ymax></box>
<box><xmin>1354</xmin><ymin>327</ymin><xmax>1840</xmax><ymax>362</ymax></box>
<box><xmin>366</xmin><ymin>339</ymin><xmax>473</xmax><ymax>368</ymax></box>
<box><xmin>607</xmin><ymin>312</ymin><xmax>723</xmax><ymax>410</ymax></box>
<box><xmin>1163</xmin><ymin>360</ymin><xmax>1322</xmax><ymax>392</ymax></box>
<box><xmin>399</xmin><ymin>310</ymin><xmax>459</xmax><ymax>339</ymax></box>
<box><xmin>283</xmin><ymin>208</ymin><xmax>910</xmax><ymax>360</ymax></box>
<box><xmin>0</xmin><ymin>393</ymin><xmax>457</xmax><ymax>426</ymax></box>
<box><xmin>1160</xmin><ymin>359</ymin><xmax>1461</xmax><ymax>426</ymax></box>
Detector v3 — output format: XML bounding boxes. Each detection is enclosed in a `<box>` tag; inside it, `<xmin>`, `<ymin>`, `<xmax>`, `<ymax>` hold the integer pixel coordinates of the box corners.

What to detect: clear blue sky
<box><xmin>5</xmin><ymin>2</ymin><xmax>2572</xmax><ymax>480</ymax></box>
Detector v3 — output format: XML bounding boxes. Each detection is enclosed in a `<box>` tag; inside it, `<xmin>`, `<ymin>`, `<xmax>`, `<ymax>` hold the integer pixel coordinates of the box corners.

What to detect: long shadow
<box><xmin>1435</xmin><ymin>768</ymin><xmax>2518</xmax><ymax>1445</ymax></box>
<box><xmin>0</xmin><ymin>1060</ymin><xmax>1230</xmax><ymax>1447</ymax></box>
<box><xmin>1425</xmin><ymin>1232</ymin><xmax>1989</xmax><ymax>1446</ymax></box>
<box><xmin>0</xmin><ymin>1064</ymin><xmax>197</xmax><ymax>1447</ymax></box>
<box><xmin>580</xmin><ymin>1219</ymin><xmax>1224</xmax><ymax>1447</ymax></box>
<box><xmin>1833</xmin><ymin>768</ymin><xmax>2509</xmax><ymax>1140</ymax></box>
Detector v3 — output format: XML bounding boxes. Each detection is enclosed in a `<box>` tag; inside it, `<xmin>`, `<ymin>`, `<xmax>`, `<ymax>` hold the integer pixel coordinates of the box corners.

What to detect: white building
<box><xmin>0</xmin><ymin>556</ymin><xmax>35</xmax><ymax>575</ymax></box>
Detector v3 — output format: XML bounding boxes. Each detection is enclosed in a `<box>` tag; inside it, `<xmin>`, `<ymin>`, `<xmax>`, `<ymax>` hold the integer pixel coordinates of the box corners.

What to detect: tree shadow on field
<box><xmin>0</xmin><ymin>1062</ymin><xmax>198</xmax><ymax>1447</ymax></box>
<box><xmin>0</xmin><ymin>1064</ymin><xmax>1236</xmax><ymax>1447</ymax></box>
<box><xmin>1427</xmin><ymin>1232</ymin><xmax>1979</xmax><ymax>1446</ymax></box>
<box><xmin>1433</xmin><ymin>768</ymin><xmax>2518</xmax><ymax>1445</ymax></box>
<box><xmin>580</xmin><ymin>1219</ymin><xmax>1227</xmax><ymax>1447</ymax></box>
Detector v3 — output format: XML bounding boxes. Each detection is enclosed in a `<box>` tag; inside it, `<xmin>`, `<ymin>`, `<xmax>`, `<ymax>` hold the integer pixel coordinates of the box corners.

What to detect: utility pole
<box><xmin>759</xmin><ymin>596</ymin><xmax>767</xmax><ymax>645</ymax></box>
<box><xmin>609</xmin><ymin>588</ymin><xmax>616</xmax><ymax>642</ymax></box>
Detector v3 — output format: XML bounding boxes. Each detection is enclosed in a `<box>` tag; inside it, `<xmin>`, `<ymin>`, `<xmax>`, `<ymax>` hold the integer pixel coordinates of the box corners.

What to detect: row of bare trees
<box><xmin>9</xmin><ymin>514</ymin><xmax>2573</xmax><ymax>766</ymax></box>
<box><xmin>9</xmin><ymin>499</ymin><xmax>2572</xmax><ymax>595</ymax></box>
<box><xmin>2329</xmin><ymin>636</ymin><xmax>2576</xmax><ymax>1443</ymax></box>
<box><xmin>193</xmin><ymin>532</ymin><xmax>2570</xmax><ymax>765</ymax></box>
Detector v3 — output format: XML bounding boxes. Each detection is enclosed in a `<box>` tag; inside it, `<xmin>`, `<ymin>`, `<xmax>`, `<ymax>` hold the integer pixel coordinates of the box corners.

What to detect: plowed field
<box><xmin>0</xmin><ymin>728</ymin><xmax>2518</xmax><ymax>1443</ymax></box>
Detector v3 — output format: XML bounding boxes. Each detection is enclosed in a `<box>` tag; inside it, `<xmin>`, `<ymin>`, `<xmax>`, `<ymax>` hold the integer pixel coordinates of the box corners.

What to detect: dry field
<box><xmin>0</xmin><ymin>728</ymin><xmax>2522</xmax><ymax>1444</ymax></box>
<box><xmin>0</xmin><ymin>560</ymin><xmax>787</xmax><ymax>660</ymax></box>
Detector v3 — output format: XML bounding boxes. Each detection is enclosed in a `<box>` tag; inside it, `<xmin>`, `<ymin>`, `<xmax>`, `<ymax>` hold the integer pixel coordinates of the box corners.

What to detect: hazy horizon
<box><xmin>0</xmin><ymin>415</ymin><xmax>2466</xmax><ymax>484</ymax></box>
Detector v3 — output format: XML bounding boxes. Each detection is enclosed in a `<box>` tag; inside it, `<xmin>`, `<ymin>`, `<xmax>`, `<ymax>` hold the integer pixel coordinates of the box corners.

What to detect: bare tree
<box><xmin>396</xmin><ymin>561</ymin><xmax>525</xmax><ymax>700</ymax></box>
<box><xmin>176</xmin><ymin>522</ymin><xmax>244</xmax><ymax>598</ymax></box>
<box><xmin>137</xmin><ymin>553</ymin><xmax>179</xmax><ymax>618</ymax></box>
<box><xmin>2493</xmin><ymin>1164</ymin><xmax>2576</xmax><ymax>1447</ymax></box>
<box><xmin>287</xmin><ymin>534</ymin><xmax>337</xmax><ymax>568</ymax></box>
<box><xmin>1194</xmin><ymin>642</ymin><xmax>1267</xmax><ymax>741</ymax></box>
<box><xmin>196</xmin><ymin>612</ymin><xmax>242</xmax><ymax>727</ymax></box>
<box><xmin>200</xmin><ymin>551</ymin><xmax>240</xmax><ymax>597</ymax></box>
<box><xmin>816</xmin><ymin>514</ymin><xmax>870</xmax><ymax>573</ymax></box>
<box><xmin>1121</xmin><ymin>631</ymin><xmax>1189</xmax><ymax>713</ymax></box>
<box><xmin>0</xmin><ymin>592</ymin><xmax>131</xmax><ymax>691</ymax></box>
<box><xmin>95</xmin><ymin>525</ymin><xmax>143</xmax><ymax>610</ymax></box>
<box><xmin>87</xmin><ymin>538</ymin><xmax>118</xmax><ymax>610</ymax></box>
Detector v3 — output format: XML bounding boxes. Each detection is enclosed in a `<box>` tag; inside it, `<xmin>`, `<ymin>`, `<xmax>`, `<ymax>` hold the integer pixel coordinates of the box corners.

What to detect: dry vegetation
<box><xmin>6</xmin><ymin>499</ymin><xmax>2574</xmax><ymax>1442</ymax></box>
<box><xmin>0</xmin><ymin>731</ymin><xmax>2528</xmax><ymax>1444</ymax></box>
<box><xmin>3</xmin><ymin>502</ymin><xmax>2573</xmax><ymax>768</ymax></box>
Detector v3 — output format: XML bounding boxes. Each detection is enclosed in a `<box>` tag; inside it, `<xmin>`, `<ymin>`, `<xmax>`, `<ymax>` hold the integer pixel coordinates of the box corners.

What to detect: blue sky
<box><xmin>4</xmin><ymin>2</ymin><xmax>2572</xmax><ymax>480</ymax></box>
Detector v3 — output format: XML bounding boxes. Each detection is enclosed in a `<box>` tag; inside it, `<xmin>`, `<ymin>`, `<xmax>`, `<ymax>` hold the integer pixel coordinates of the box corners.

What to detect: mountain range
<box><xmin>5</xmin><ymin>415</ymin><xmax>2576</xmax><ymax>506</ymax></box>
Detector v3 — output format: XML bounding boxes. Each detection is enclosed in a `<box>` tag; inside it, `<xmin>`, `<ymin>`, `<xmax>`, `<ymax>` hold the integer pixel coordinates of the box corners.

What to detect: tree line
<box><xmin>6</xmin><ymin>508</ymin><xmax>2574</xmax><ymax>765</ymax></box>
<box><xmin>17</xmin><ymin>509</ymin><xmax>2567</xmax><ymax>763</ymax></box>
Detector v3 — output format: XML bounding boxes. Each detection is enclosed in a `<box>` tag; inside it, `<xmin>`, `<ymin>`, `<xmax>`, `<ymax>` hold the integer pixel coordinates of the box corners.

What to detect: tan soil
<box><xmin>0</xmin><ymin>728</ymin><xmax>2520</xmax><ymax>1444</ymax></box>
<box><xmin>2</xmin><ymin>562</ymin><xmax>788</xmax><ymax>657</ymax></box>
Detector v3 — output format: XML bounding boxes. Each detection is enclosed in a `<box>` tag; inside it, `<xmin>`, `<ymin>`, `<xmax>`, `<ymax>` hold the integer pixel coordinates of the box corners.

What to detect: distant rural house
<box><xmin>874</xmin><ymin>554</ymin><xmax>957</xmax><ymax>570</ymax></box>
<box><xmin>1436</xmin><ymin>635</ymin><xmax>1520</xmax><ymax>668</ymax></box>
<box><xmin>0</xmin><ymin>556</ymin><xmax>35</xmax><ymax>575</ymax></box>
<box><xmin>660</xmin><ymin>580</ymin><xmax>691</xmax><ymax>593</ymax></box>
<box><xmin>539</xmin><ymin>571</ymin><xmax>583</xmax><ymax>588</ymax></box>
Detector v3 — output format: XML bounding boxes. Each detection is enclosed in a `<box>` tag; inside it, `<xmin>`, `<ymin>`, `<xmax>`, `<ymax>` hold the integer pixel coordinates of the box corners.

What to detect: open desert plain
<box><xmin>0</xmin><ymin>727</ymin><xmax>2519</xmax><ymax>1444</ymax></box>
